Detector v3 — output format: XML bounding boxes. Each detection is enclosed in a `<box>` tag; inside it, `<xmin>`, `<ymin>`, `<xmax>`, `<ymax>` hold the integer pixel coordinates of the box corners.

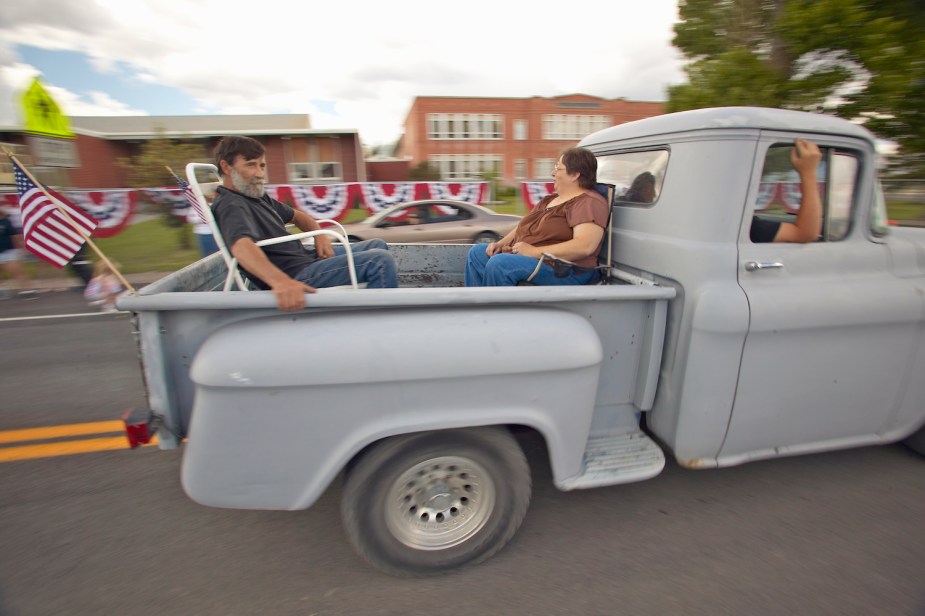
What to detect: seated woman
<box><xmin>465</xmin><ymin>147</ymin><xmax>609</xmax><ymax>286</ymax></box>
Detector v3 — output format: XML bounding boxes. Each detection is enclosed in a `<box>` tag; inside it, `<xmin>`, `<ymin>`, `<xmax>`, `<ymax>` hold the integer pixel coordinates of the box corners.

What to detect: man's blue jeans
<box><xmin>295</xmin><ymin>239</ymin><xmax>397</xmax><ymax>288</ymax></box>
<box><xmin>465</xmin><ymin>243</ymin><xmax>597</xmax><ymax>287</ymax></box>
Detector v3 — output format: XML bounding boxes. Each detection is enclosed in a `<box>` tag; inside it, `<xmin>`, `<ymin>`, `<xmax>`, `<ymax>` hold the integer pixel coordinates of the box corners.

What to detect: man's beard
<box><xmin>230</xmin><ymin>168</ymin><xmax>266</xmax><ymax>198</ymax></box>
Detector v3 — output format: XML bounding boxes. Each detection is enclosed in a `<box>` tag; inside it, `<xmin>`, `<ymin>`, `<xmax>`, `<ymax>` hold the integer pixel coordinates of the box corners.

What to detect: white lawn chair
<box><xmin>185</xmin><ymin>163</ymin><xmax>359</xmax><ymax>292</ymax></box>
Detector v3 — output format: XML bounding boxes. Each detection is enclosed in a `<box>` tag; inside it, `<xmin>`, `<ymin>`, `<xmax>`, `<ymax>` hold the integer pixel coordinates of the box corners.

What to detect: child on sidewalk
<box><xmin>84</xmin><ymin>260</ymin><xmax>124</xmax><ymax>312</ymax></box>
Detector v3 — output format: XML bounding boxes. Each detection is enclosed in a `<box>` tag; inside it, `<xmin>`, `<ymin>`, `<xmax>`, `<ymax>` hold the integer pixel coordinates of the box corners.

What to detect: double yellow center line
<box><xmin>0</xmin><ymin>420</ymin><xmax>159</xmax><ymax>462</ymax></box>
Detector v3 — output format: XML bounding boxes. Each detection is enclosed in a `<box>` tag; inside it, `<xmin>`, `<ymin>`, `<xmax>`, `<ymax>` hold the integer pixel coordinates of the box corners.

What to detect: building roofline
<box><xmin>73</xmin><ymin>127</ymin><xmax>359</xmax><ymax>140</ymax></box>
<box><xmin>411</xmin><ymin>93</ymin><xmax>665</xmax><ymax>103</ymax></box>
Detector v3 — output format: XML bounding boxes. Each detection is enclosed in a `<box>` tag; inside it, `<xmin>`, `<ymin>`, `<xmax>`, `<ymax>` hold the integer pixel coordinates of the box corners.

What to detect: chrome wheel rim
<box><xmin>385</xmin><ymin>455</ymin><xmax>496</xmax><ymax>550</ymax></box>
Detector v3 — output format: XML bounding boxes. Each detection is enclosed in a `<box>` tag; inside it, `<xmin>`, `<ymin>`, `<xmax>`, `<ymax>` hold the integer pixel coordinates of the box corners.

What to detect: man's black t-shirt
<box><xmin>749</xmin><ymin>216</ymin><xmax>781</xmax><ymax>243</ymax></box>
<box><xmin>211</xmin><ymin>186</ymin><xmax>317</xmax><ymax>288</ymax></box>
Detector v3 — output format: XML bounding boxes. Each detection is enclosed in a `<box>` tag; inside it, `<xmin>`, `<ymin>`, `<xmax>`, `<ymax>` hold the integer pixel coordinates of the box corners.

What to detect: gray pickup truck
<box><xmin>118</xmin><ymin>107</ymin><xmax>925</xmax><ymax>576</ymax></box>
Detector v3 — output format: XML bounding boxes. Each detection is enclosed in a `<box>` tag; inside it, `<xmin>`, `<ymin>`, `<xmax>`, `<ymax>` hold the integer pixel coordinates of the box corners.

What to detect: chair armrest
<box><xmin>251</xmin><ymin>229</ymin><xmax>359</xmax><ymax>289</ymax></box>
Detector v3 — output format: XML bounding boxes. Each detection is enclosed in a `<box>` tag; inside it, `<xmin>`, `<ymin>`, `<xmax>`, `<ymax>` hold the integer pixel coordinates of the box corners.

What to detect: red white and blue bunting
<box><xmin>2</xmin><ymin>190</ymin><xmax>136</xmax><ymax>238</ymax></box>
<box><xmin>64</xmin><ymin>190</ymin><xmax>137</xmax><ymax>238</ymax></box>
<box><xmin>520</xmin><ymin>181</ymin><xmax>555</xmax><ymax>211</ymax></box>
<box><xmin>1</xmin><ymin>181</ymin><xmax>489</xmax><ymax>237</ymax></box>
<box><xmin>272</xmin><ymin>183</ymin><xmax>354</xmax><ymax>220</ymax></box>
<box><xmin>755</xmin><ymin>181</ymin><xmax>817</xmax><ymax>213</ymax></box>
<box><xmin>357</xmin><ymin>183</ymin><xmax>424</xmax><ymax>214</ymax></box>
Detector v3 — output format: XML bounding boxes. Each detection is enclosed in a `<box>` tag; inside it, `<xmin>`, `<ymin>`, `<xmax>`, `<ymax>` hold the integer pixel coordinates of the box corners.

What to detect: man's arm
<box><xmin>230</xmin><ymin>237</ymin><xmax>315</xmax><ymax>312</ymax></box>
<box><xmin>774</xmin><ymin>139</ymin><xmax>822</xmax><ymax>243</ymax></box>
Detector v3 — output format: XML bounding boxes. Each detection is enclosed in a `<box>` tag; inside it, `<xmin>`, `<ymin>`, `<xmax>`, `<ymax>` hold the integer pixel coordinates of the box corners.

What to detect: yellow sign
<box><xmin>20</xmin><ymin>77</ymin><xmax>74</xmax><ymax>139</ymax></box>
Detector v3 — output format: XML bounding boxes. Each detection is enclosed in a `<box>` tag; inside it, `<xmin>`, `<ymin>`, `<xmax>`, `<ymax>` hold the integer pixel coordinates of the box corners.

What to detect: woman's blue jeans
<box><xmin>464</xmin><ymin>243</ymin><xmax>597</xmax><ymax>287</ymax></box>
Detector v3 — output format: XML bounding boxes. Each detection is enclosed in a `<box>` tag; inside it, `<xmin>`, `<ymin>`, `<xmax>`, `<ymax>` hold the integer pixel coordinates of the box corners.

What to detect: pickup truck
<box><xmin>117</xmin><ymin>107</ymin><xmax>925</xmax><ymax>577</ymax></box>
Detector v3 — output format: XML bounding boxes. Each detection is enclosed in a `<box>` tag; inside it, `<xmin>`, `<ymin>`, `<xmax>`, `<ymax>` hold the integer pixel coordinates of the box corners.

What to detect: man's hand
<box><xmin>230</xmin><ymin>236</ymin><xmax>317</xmax><ymax>311</ymax></box>
<box><xmin>774</xmin><ymin>138</ymin><xmax>823</xmax><ymax>243</ymax></box>
<box><xmin>314</xmin><ymin>234</ymin><xmax>335</xmax><ymax>259</ymax></box>
<box><xmin>791</xmin><ymin>138</ymin><xmax>822</xmax><ymax>173</ymax></box>
<box><xmin>270</xmin><ymin>278</ymin><xmax>316</xmax><ymax>312</ymax></box>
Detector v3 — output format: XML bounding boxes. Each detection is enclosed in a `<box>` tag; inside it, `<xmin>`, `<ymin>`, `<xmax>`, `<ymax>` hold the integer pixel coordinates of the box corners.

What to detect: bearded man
<box><xmin>210</xmin><ymin>136</ymin><xmax>397</xmax><ymax>311</ymax></box>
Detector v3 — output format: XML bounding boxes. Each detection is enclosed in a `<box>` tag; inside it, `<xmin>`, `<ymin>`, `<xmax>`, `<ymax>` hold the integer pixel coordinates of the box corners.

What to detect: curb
<box><xmin>19</xmin><ymin>272</ymin><xmax>172</xmax><ymax>293</ymax></box>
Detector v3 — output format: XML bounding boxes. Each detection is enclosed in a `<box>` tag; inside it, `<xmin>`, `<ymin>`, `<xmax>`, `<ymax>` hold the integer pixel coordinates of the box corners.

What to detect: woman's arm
<box><xmin>512</xmin><ymin>222</ymin><xmax>603</xmax><ymax>261</ymax></box>
<box><xmin>486</xmin><ymin>228</ymin><xmax>519</xmax><ymax>256</ymax></box>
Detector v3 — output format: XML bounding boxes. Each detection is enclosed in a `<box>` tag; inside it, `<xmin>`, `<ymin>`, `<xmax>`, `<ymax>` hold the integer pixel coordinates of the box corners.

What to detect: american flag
<box><xmin>169</xmin><ymin>168</ymin><xmax>208</xmax><ymax>224</ymax></box>
<box><xmin>12</xmin><ymin>159</ymin><xmax>99</xmax><ymax>268</ymax></box>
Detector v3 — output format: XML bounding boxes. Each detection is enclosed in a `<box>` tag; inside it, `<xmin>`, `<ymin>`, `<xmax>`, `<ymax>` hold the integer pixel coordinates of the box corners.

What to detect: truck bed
<box><xmin>118</xmin><ymin>243</ymin><xmax>675</xmax><ymax>506</ymax></box>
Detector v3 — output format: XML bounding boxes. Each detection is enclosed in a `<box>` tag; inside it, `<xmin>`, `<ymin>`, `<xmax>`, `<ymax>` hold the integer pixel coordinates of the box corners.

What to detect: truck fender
<box><xmin>181</xmin><ymin>306</ymin><xmax>603</xmax><ymax>510</ymax></box>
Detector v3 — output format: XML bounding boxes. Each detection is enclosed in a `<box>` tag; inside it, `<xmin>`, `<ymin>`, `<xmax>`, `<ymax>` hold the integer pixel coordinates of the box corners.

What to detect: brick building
<box><xmin>1</xmin><ymin>114</ymin><xmax>365</xmax><ymax>189</ymax></box>
<box><xmin>397</xmin><ymin>94</ymin><xmax>664</xmax><ymax>186</ymax></box>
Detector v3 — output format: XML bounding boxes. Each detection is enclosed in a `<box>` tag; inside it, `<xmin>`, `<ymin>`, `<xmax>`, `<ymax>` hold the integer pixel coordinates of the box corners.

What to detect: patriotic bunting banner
<box><xmin>426</xmin><ymin>182</ymin><xmax>487</xmax><ymax>203</ymax></box>
<box><xmin>520</xmin><ymin>181</ymin><xmax>555</xmax><ymax>211</ymax></box>
<box><xmin>273</xmin><ymin>183</ymin><xmax>354</xmax><ymax>220</ymax></box>
<box><xmin>12</xmin><ymin>159</ymin><xmax>99</xmax><ymax>268</ymax></box>
<box><xmin>141</xmin><ymin>187</ymin><xmax>191</xmax><ymax>217</ymax></box>
<box><xmin>65</xmin><ymin>190</ymin><xmax>137</xmax><ymax>238</ymax></box>
<box><xmin>357</xmin><ymin>183</ymin><xmax>424</xmax><ymax>214</ymax></box>
<box><xmin>755</xmin><ymin>181</ymin><xmax>826</xmax><ymax>213</ymax></box>
<box><xmin>1</xmin><ymin>181</ymin><xmax>490</xmax><ymax>237</ymax></box>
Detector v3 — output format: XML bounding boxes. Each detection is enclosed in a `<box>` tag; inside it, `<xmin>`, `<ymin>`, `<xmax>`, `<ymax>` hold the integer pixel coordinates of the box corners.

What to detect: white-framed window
<box><xmin>542</xmin><ymin>114</ymin><xmax>612</xmax><ymax>140</ymax></box>
<box><xmin>427</xmin><ymin>113</ymin><xmax>504</xmax><ymax>140</ymax></box>
<box><xmin>514</xmin><ymin>119</ymin><xmax>527</xmax><ymax>141</ymax></box>
<box><xmin>514</xmin><ymin>159</ymin><xmax>527</xmax><ymax>180</ymax></box>
<box><xmin>288</xmin><ymin>162</ymin><xmax>342</xmax><ymax>182</ymax></box>
<box><xmin>428</xmin><ymin>154</ymin><xmax>502</xmax><ymax>180</ymax></box>
<box><xmin>535</xmin><ymin>158</ymin><xmax>556</xmax><ymax>179</ymax></box>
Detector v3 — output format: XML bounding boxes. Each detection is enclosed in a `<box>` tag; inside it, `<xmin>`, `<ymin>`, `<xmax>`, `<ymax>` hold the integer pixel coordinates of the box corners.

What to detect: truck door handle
<box><xmin>744</xmin><ymin>261</ymin><xmax>784</xmax><ymax>272</ymax></box>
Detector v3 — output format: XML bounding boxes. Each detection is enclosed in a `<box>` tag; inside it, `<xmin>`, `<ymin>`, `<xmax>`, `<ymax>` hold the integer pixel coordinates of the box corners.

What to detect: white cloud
<box><xmin>0</xmin><ymin>0</ymin><xmax>685</xmax><ymax>144</ymax></box>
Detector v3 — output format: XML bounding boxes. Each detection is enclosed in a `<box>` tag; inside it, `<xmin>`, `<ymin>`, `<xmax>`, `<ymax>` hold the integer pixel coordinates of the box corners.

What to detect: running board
<box><xmin>558</xmin><ymin>430</ymin><xmax>666</xmax><ymax>491</ymax></box>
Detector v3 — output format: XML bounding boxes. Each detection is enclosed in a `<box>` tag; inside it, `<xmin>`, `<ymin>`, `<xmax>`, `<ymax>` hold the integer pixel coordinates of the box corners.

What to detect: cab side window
<box><xmin>596</xmin><ymin>149</ymin><xmax>670</xmax><ymax>206</ymax></box>
<box><xmin>753</xmin><ymin>144</ymin><xmax>859</xmax><ymax>242</ymax></box>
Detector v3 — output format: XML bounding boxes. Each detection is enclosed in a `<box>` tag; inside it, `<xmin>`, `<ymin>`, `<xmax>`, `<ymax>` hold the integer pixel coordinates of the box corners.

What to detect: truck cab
<box><xmin>580</xmin><ymin>107</ymin><xmax>925</xmax><ymax>467</ymax></box>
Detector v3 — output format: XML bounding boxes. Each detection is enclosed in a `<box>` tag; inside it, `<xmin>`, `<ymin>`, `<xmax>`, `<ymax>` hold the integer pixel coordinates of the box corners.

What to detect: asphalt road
<box><xmin>1</xmin><ymin>290</ymin><xmax>924</xmax><ymax>616</ymax></box>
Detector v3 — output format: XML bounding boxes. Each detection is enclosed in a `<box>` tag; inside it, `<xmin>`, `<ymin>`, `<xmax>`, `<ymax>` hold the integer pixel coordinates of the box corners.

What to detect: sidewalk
<box><xmin>23</xmin><ymin>272</ymin><xmax>173</xmax><ymax>293</ymax></box>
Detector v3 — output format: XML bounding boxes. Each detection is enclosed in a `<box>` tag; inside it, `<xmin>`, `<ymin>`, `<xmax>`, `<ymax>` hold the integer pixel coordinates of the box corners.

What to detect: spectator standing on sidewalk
<box><xmin>0</xmin><ymin>208</ymin><xmax>34</xmax><ymax>299</ymax></box>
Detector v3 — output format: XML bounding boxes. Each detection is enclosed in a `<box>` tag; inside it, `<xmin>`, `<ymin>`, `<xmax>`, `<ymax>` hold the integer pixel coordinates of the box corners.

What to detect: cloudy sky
<box><xmin>0</xmin><ymin>0</ymin><xmax>686</xmax><ymax>147</ymax></box>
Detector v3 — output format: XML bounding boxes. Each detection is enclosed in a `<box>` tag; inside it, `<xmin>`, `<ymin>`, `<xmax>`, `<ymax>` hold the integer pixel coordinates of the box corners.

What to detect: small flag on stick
<box><xmin>167</xmin><ymin>166</ymin><xmax>208</xmax><ymax>224</ymax></box>
<box><xmin>3</xmin><ymin>148</ymin><xmax>135</xmax><ymax>294</ymax></box>
<box><xmin>12</xmin><ymin>158</ymin><xmax>98</xmax><ymax>268</ymax></box>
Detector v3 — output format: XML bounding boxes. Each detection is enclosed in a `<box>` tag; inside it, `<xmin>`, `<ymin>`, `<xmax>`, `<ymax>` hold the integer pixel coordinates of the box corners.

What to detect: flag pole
<box><xmin>2</xmin><ymin>147</ymin><xmax>137</xmax><ymax>294</ymax></box>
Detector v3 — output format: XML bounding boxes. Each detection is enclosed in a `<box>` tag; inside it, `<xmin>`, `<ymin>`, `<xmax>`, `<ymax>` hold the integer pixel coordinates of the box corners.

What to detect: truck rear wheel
<box><xmin>341</xmin><ymin>427</ymin><xmax>531</xmax><ymax>576</ymax></box>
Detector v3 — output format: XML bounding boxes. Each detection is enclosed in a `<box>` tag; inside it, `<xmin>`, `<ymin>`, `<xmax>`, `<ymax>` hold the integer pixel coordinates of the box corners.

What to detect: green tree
<box><xmin>116</xmin><ymin>130</ymin><xmax>209</xmax><ymax>188</ymax></box>
<box><xmin>406</xmin><ymin>161</ymin><xmax>441</xmax><ymax>181</ymax></box>
<box><xmin>116</xmin><ymin>131</ymin><xmax>209</xmax><ymax>248</ymax></box>
<box><xmin>669</xmin><ymin>0</ymin><xmax>925</xmax><ymax>175</ymax></box>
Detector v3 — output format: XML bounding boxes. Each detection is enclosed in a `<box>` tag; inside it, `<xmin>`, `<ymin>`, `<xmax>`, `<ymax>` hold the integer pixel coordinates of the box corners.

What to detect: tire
<box><xmin>341</xmin><ymin>427</ymin><xmax>531</xmax><ymax>576</ymax></box>
<box><xmin>473</xmin><ymin>232</ymin><xmax>499</xmax><ymax>243</ymax></box>
<box><xmin>347</xmin><ymin>235</ymin><xmax>363</xmax><ymax>243</ymax></box>
<box><xmin>903</xmin><ymin>423</ymin><xmax>925</xmax><ymax>456</ymax></box>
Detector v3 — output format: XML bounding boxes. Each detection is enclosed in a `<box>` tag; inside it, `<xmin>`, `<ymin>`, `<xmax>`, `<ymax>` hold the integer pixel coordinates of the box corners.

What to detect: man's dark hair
<box><xmin>213</xmin><ymin>136</ymin><xmax>266</xmax><ymax>176</ymax></box>
<box><xmin>560</xmin><ymin>147</ymin><xmax>598</xmax><ymax>190</ymax></box>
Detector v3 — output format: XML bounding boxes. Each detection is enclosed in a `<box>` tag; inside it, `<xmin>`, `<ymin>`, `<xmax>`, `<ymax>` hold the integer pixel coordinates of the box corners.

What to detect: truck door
<box><xmin>719</xmin><ymin>135</ymin><xmax>922</xmax><ymax>461</ymax></box>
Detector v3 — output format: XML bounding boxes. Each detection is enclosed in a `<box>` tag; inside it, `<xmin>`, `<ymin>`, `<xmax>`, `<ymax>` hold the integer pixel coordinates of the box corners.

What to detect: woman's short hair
<box><xmin>560</xmin><ymin>147</ymin><xmax>598</xmax><ymax>190</ymax></box>
<box><xmin>213</xmin><ymin>136</ymin><xmax>266</xmax><ymax>176</ymax></box>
